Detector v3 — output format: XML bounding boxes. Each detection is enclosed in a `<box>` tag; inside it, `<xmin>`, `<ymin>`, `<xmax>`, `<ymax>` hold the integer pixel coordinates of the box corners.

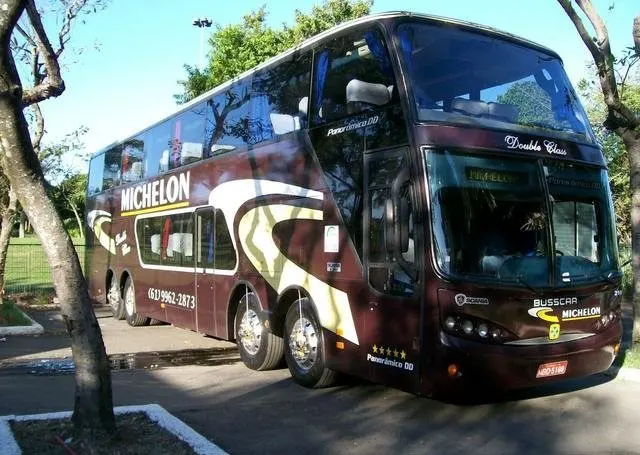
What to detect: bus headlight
<box><xmin>477</xmin><ymin>324</ymin><xmax>489</xmax><ymax>338</ymax></box>
<box><xmin>462</xmin><ymin>320</ymin><xmax>474</xmax><ymax>335</ymax></box>
<box><xmin>445</xmin><ymin>317</ymin><xmax>456</xmax><ymax>330</ymax></box>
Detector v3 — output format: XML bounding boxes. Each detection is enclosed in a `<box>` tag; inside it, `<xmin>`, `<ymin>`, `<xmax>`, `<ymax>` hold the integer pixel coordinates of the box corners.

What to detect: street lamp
<box><xmin>192</xmin><ymin>17</ymin><xmax>212</xmax><ymax>70</ymax></box>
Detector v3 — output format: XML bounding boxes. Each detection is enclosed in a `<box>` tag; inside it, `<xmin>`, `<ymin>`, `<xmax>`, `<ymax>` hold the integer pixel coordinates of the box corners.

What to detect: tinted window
<box><xmin>196</xmin><ymin>209</ymin><xmax>236</xmax><ymax>270</ymax></box>
<box><xmin>204</xmin><ymin>80</ymin><xmax>251</xmax><ymax>157</ymax></box>
<box><xmin>145</xmin><ymin>121</ymin><xmax>172</xmax><ymax>177</ymax></box>
<box><xmin>397</xmin><ymin>22</ymin><xmax>593</xmax><ymax>140</ymax></box>
<box><xmin>311</xmin><ymin>28</ymin><xmax>396</xmax><ymax>125</ymax></box>
<box><xmin>103</xmin><ymin>146</ymin><xmax>122</xmax><ymax>190</ymax></box>
<box><xmin>136</xmin><ymin>212</ymin><xmax>194</xmax><ymax>267</ymax></box>
<box><xmin>121</xmin><ymin>137</ymin><xmax>145</xmax><ymax>184</ymax></box>
<box><xmin>214</xmin><ymin>210</ymin><xmax>236</xmax><ymax>270</ymax></box>
<box><xmin>250</xmin><ymin>53</ymin><xmax>311</xmax><ymax>143</ymax></box>
<box><xmin>87</xmin><ymin>153</ymin><xmax>105</xmax><ymax>196</ymax></box>
<box><xmin>169</xmin><ymin>106</ymin><xmax>206</xmax><ymax>169</ymax></box>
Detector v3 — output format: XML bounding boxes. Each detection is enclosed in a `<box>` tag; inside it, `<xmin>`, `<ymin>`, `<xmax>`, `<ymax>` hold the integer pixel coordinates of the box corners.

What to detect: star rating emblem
<box><xmin>386</xmin><ymin>347</ymin><xmax>392</xmax><ymax>356</ymax></box>
<box><xmin>372</xmin><ymin>344</ymin><xmax>378</xmax><ymax>354</ymax></box>
<box><xmin>393</xmin><ymin>348</ymin><xmax>399</xmax><ymax>358</ymax></box>
<box><xmin>400</xmin><ymin>350</ymin><xmax>406</xmax><ymax>360</ymax></box>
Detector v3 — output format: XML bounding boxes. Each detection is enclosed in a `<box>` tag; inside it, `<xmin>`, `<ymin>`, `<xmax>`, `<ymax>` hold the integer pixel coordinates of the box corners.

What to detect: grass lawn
<box><xmin>4</xmin><ymin>238</ymin><xmax>85</xmax><ymax>294</ymax></box>
<box><xmin>622</xmin><ymin>342</ymin><xmax>640</xmax><ymax>369</ymax></box>
<box><xmin>0</xmin><ymin>300</ymin><xmax>31</xmax><ymax>326</ymax></box>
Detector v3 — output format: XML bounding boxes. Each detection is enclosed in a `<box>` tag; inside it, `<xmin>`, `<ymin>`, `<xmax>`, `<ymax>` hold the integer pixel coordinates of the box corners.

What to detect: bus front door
<box><xmin>363</xmin><ymin>148</ymin><xmax>421</xmax><ymax>392</ymax></box>
<box><xmin>194</xmin><ymin>208</ymin><xmax>217</xmax><ymax>336</ymax></box>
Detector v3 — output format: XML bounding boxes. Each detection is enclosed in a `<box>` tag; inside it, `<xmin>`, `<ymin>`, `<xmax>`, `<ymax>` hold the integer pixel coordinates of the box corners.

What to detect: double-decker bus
<box><xmin>85</xmin><ymin>12</ymin><xmax>623</xmax><ymax>396</ymax></box>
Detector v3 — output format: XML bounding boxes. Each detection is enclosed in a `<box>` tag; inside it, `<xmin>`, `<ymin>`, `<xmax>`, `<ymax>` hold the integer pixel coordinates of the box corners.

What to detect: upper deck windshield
<box><xmin>397</xmin><ymin>22</ymin><xmax>593</xmax><ymax>142</ymax></box>
<box><xmin>427</xmin><ymin>150</ymin><xmax>619</xmax><ymax>288</ymax></box>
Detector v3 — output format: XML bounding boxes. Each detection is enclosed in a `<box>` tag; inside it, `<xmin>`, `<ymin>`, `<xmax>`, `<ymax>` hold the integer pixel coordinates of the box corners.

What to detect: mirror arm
<box><xmin>391</xmin><ymin>166</ymin><xmax>416</xmax><ymax>281</ymax></box>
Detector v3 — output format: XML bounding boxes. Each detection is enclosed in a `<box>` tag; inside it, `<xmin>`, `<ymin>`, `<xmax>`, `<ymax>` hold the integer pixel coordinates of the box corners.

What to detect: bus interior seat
<box><xmin>150</xmin><ymin>234</ymin><xmax>161</xmax><ymax>255</ymax></box>
<box><xmin>181</xmin><ymin>142</ymin><xmax>203</xmax><ymax>165</ymax></box>
<box><xmin>298</xmin><ymin>97</ymin><xmax>308</xmax><ymax>117</ymax></box>
<box><xmin>169</xmin><ymin>233</ymin><xmax>193</xmax><ymax>257</ymax></box>
<box><xmin>487</xmin><ymin>102</ymin><xmax>519</xmax><ymax>123</ymax></box>
<box><xmin>346</xmin><ymin>79</ymin><xmax>391</xmax><ymax>114</ymax></box>
<box><xmin>269</xmin><ymin>113</ymin><xmax>301</xmax><ymax>135</ymax></box>
<box><xmin>450</xmin><ymin>98</ymin><xmax>519</xmax><ymax>123</ymax></box>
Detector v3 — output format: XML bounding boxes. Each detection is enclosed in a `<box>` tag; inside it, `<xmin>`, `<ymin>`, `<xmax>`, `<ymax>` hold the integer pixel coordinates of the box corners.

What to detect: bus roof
<box><xmin>91</xmin><ymin>11</ymin><xmax>561</xmax><ymax>158</ymax></box>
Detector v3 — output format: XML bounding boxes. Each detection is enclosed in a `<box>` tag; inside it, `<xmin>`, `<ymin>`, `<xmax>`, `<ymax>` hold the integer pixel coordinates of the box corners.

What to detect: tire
<box><xmin>123</xmin><ymin>277</ymin><xmax>149</xmax><ymax>327</ymax></box>
<box><xmin>235</xmin><ymin>292</ymin><xmax>283</xmax><ymax>371</ymax></box>
<box><xmin>107</xmin><ymin>276</ymin><xmax>125</xmax><ymax>320</ymax></box>
<box><xmin>284</xmin><ymin>297</ymin><xmax>337</xmax><ymax>388</ymax></box>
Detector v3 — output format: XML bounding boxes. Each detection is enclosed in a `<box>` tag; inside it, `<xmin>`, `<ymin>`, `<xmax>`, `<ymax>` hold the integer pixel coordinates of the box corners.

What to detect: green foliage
<box><xmin>175</xmin><ymin>0</ymin><xmax>373</xmax><ymax>104</ymax></box>
<box><xmin>49</xmin><ymin>173</ymin><xmax>87</xmax><ymax>232</ymax></box>
<box><xmin>578</xmin><ymin>75</ymin><xmax>640</xmax><ymax>247</ymax></box>
<box><xmin>288</xmin><ymin>0</ymin><xmax>373</xmax><ymax>42</ymax></box>
<box><xmin>0</xmin><ymin>299</ymin><xmax>31</xmax><ymax>326</ymax></box>
<box><xmin>497</xmin><ymin>81</ymin><xmax>555</xmax><ymax>128</ymax></box>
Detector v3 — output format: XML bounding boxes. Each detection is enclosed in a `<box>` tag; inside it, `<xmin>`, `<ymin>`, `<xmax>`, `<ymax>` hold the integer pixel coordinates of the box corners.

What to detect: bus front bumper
<box><xmin>434</xmin><ymin>321</ymin><xmax>622</xmax><ymax>393</ymax></box>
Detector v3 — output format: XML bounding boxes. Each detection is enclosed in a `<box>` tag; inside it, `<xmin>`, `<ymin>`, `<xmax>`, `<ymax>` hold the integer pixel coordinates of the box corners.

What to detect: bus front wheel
<box><xmin>235</xmin><ymin>292</ymin><xmax>283</xmax><ymax>371</ymax></box>
<box><xmin>284</xmin><ymin>298</ymin><xmax>337</xmax><ymax>388</ymax></box>
<box><xmin>123</xmin><ymin>277</ymin><xmax>149</xmax><ymax>327</ymax></box>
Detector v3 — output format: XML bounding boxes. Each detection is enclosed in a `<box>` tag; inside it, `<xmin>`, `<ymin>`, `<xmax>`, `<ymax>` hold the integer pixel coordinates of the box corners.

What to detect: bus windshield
<box><xmin>426</xmin><ymin>150</ymin><xmax>618</xmax><ymax>288</ymax></box>
<box><xmin>397</xmin><ymin>22</ymin><xmax>593</xmax><ymax>141</ymax></box>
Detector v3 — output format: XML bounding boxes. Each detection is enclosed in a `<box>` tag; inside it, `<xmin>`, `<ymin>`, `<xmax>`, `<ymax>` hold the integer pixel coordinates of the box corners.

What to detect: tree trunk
<box><xmin>624</xmin><ymin>129</ymin><xmax>640</xmax><ymax>342</ymax></box>
<box><xmin>0</xmin><ymin>28</ymin><xmax>114</xmax><ymax>438</ymax></box>
<box><xmin>0</xmin><ymin>187</ymin><xmax>17</xmax><ymax>294</ymax></box>
<box><xmin>18</xmin><ymin>211</ymin><xmax>24</xmax><ymax>237</ymax></box>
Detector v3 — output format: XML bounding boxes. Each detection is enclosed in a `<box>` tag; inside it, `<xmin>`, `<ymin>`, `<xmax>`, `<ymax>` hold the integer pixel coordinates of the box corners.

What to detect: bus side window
<box><xmin>173</xmin><ymin>105</ymin><xmax>206</xmax><ymax>168</ymax></box>
<box><xmin>145</xmin><ymin>120</ymin><xmax>173</xmax><ymax>177</ymax></box>
<box><xmin>311</xmin><ymin>27</ymin><xmax>396</xmax><ymax>125</ymax></box>
<box><xmin>87</xmin><ymin>153</ymin><xmax>105</xmax><ymax>195</ymax></box>
<box><xmin>102</xmin><ymin>146</ymin><xmax>122</xmax><ymax>190</ymax></box>
<box><xmin>121</xmin><ymin>136</ymin><xmax>145</xmax><ymax>184</ymax></box>
<box><xmin>205</xmin><ymin>80</ymin><xmax>251</xmax><ymax>157</ymax></box>
<box><xmin>137</xmin><ymin>216</ymin><xmax>162</xmax><ymax>265</ymax></box>
<box><xmin>163</xmin><ymin>213</ymin><xmax>194</xmax><ymax>267</ymax></box>
<box><xmin>249</xmin><ymin>52</ymin><xmax>311</xmax><ymax>144</ymax></box>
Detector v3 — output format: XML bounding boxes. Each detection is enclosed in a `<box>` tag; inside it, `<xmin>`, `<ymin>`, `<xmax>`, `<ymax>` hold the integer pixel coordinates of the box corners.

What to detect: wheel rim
<box><xmin>124</xmin><ymin>283</ymin><xmax>135</xmax><ymax>316</ymax></box>
<box><xmin>107</xmin><ymin>281</ymin><xmax>120</xmax><ymax>312</ymax></box>
<box><xmin>238</xmin><ymin>309</ymin><xmax>262</xmax><ymax>355</ymax></box>
<box><xmin>288</xmin><ymin>317</ymin><xmax>318</xmax><ymax>371</ymax></box>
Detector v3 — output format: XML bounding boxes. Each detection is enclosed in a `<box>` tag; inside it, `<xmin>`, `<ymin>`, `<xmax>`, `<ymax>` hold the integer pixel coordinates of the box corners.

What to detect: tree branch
<box><xmin>31</xmin><ymin>103</ymin><xmax>44</xmax><ymax>153</ymax></box>
<box><xmin>56</xmin><ymin>1</ymin><xmax>90</xmax><ymax>58</ymax></box>
<box><xmin>557</xmin><ymin>0</ymin><xmax>639</xmax><ymax>129</ymax></box>
<box><xmin>20</xmin><ymin>0</ymin><xmax>65</xmax><ymax>106</ymax></box>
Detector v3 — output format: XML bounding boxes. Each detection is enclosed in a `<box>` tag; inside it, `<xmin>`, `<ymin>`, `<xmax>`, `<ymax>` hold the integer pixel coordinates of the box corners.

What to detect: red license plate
<box><xmin>536</xmin><ymin>360</ymin><xmax>568</xmax><ymax>378</ymax></box>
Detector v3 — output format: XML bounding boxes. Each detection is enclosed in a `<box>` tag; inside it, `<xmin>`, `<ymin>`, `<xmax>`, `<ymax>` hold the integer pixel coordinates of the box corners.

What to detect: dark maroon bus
<box><xmin>85</xmin><ymin>12</ymin><xmax>623</xmax><ymax>397</ymax></box>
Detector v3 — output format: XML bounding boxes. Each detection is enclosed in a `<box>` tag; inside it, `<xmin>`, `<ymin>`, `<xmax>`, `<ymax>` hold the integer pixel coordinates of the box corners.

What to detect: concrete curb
<box><xmin>0</xmin><ymin>404</ymin><xmax>227</xmax><ymax>455</ymax></box>
<box><xmin>0</xmin><ymin>308</ymin><xmax>44</xmax><ymax>336</ymax></box>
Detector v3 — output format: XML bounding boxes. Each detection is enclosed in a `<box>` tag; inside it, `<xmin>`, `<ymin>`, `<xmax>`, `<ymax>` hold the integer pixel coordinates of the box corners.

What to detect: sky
<box><xmin>33</xmin><ymin>0</ymin><xmax>639</xmax><ymax>174</ymax></box>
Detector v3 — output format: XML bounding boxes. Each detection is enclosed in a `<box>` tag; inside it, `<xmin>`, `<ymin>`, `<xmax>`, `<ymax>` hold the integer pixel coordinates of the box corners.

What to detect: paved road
<box><xmin>0</xmin><ymin>305</ymin><xmax>234</xmax><ymax>363</ymax></box>
<box><xmin>1</xmin><ymin>303</ymin><xmax>638</xmax><ymax>454</ymax></box>
<box><xmin>1</xmin><ymin>360</ymin><xmax>638</xmax><ymax>454</ymax></box>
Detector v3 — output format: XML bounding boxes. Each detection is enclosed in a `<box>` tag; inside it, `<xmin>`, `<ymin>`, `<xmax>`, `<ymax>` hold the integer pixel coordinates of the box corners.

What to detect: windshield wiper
<box><xmin>513</xmin><ymin>275</ymin><xmax>543</xmax><ymax>295</ymax></box>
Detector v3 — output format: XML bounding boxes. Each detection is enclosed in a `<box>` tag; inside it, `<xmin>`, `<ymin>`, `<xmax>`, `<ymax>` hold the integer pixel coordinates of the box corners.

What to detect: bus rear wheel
<box><xmin>123</xmin><ymin>277</ymin><xmax>149</xmax><ymax>327</ymax></box>
<box><xmin>284</xmin><ymin>298</ymin><xmax>337</xmax><ymax>388</ymax></box>
<box><xmin>107</xmin><ymin>277</ymin><xmax>125</xmax><ymax>320</ymax></box>
<box><xmin>235</xmin><ymin>292</ymin><xmax>283</xmax><ymax>371</ymax></box>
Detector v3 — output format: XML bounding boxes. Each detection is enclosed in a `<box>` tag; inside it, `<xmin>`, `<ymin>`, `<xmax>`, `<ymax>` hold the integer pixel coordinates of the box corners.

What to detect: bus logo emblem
<box><xmin>548</xmin><ymin>323</ymin><xmax>561</xmax><ymax>340</ymax></box>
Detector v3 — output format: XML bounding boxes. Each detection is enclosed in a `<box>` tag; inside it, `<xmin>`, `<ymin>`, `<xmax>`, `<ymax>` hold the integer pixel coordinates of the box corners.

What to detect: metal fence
<box><xmin>4</xmin><ymin>243</ymin><xmax>86</xmax><ymax>294</ymax></box>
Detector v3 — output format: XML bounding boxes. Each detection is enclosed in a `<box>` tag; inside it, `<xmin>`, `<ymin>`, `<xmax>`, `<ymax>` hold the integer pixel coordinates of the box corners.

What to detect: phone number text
<box><xmin>147</xmin><ymin>287</ymin><xmax>195</xmax><ymax>309</ymax></box>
